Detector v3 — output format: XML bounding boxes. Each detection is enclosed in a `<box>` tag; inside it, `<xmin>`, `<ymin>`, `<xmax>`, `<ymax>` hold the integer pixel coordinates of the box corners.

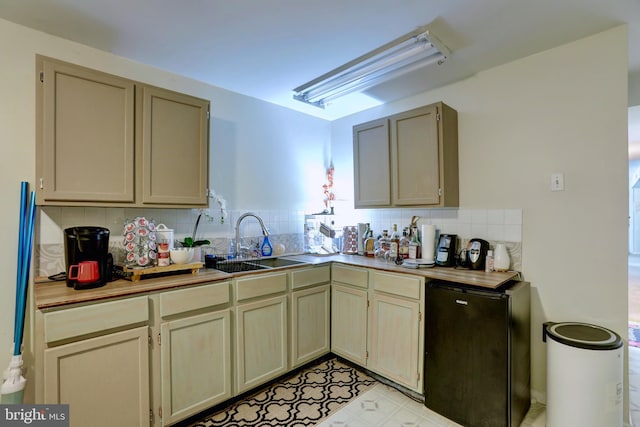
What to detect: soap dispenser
<box><xmin>261</xmin><ymin>235</ymin><xmax>273</xmax><ymax>257</ymax></box>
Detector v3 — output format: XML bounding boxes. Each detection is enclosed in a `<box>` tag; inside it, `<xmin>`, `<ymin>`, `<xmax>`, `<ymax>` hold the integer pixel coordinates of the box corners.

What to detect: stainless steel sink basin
<box><xmin>252</xmin><ymin>258</ymin><xmax>305</xmax><ymax>268</ymax></box>
<box><xmin>213</xmin><ymin>257</ymin><xmax>305</xmax><ymax>273</ymax></box>
<box><xmin>214</xmin><ymin>261</ymin><xmax>269</xmax><ymax>273</ymax></box>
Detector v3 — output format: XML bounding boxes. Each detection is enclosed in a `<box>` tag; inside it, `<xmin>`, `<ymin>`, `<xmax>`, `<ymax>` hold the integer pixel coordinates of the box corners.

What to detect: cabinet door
<box><xmin>353</xmin><ymin>118</ymin><xmax>390</xmax><ymax>207</ymax></box>
<box><xmin>331</xmin><ymin>284</ymin><xmax>368</xmax><ymax>365</ymax></box>
<box><xmin>38</xmin><ymin>57</ymin><xmax>135</xmax><ymax>204</ymax></box>
<box><xmin>369</xmin><ymin>293</ymin><xmax>422</xmax><ymax>391</ymax></box>
<box><xmin>291</xmin><ymin>285</ymin><xmax>330</xmax><ymax>368</ymax></box>
<box><xmin>236</xmin><ymin>295</ymin><xmax>288</xmax><ymax>393</ymax></box>
<box><xmin>160</xmin><ymin>309</ymin><xmax>231</xmax><ymax>426</ymax></box>
<box><xmin>43</xmin><ymin>326</ymin><xmax>149</xmax><ymax>427</ymax></box>
<box><xmin>390</xmin><ymin>105</ymin><xmax>440</xmax><ymax>205</ymax></box>
<box><xmin>140</xmin><ymin>85</ymin><xmax>209</xmax><ymax>205</ymax></box>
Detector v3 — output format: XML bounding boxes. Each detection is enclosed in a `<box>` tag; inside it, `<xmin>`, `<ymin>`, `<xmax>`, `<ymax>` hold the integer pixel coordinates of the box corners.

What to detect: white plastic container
<box><xmin>544</xmin><ymin>322</ymin><xmax>622</xmax><ymax>427</ymax></box>
<box><xmin>155</xmin><ymin>224</ymin><xmax>174</xmax><ymax>251</ymax></box>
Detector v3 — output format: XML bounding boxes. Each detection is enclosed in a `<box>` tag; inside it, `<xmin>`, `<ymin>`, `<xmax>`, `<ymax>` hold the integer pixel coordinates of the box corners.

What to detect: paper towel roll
<box><xmin>421</xmin><ymin>224</ymin><xmax>436</xmax><ymax>262</ymax></box>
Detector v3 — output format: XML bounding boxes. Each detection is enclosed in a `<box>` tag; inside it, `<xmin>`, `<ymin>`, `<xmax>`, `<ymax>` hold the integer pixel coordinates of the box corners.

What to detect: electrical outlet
<box><xmin>551</xmin><ymin>173</ymin><xmax>564</xmax><ymax>191</ymax></box>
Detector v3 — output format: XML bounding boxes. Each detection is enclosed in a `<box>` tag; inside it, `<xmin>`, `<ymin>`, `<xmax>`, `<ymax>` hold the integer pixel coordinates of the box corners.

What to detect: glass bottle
<box><xmin>399</xmin><ymin>228</ymin><xmax>410</xmax><ymax>259</ymax></box>
<box><xmin>390</xmin><ymin>224</ymin><xmax>400</xmax><ymax>257</ymax></box>
<box><xmin>408</xmin><ymin>226</ymin><xmax>421</xmax><ymax>259</ymax></box>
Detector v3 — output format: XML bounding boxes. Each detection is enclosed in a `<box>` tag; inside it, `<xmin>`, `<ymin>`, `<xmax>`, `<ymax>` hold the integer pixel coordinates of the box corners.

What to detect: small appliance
<box><xmin>435</xmin><ymin>234</ymin><xmax>457</xmax><ymax>267</ymax></box>
<box><xmin>64</xmin><ymin>226</ymin><xmax>112</xmax><ymax>289</ymax></box>
<box><xmin>465</xmin><ymin>238</ymin><xmax>489</xmax><ymax>270</ymax></box>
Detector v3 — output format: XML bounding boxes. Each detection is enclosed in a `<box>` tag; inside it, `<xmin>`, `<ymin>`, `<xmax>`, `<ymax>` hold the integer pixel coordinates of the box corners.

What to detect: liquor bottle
<box><xmin>365</xmin><ymin>230</ymin><xmax>376</xmax><ymax>257</ymax></box>
<box><xmin>408</xmin><ymin>226</ymin><xmax>421</xmax><ymax>259</ymax></box>
<box><xmin>377</xmin><ymin>230</ymin><xmax>390</xmax><ymax>258</ymax></box>
<box><xmin>399</xmin><ymin>228</ymin><xmax>410</xmax><ymax>259</ymax></box>
<box><xmin>390</xmin><ymin>224</ymin><xmax>400</xmax><ymax>256</ymax></box>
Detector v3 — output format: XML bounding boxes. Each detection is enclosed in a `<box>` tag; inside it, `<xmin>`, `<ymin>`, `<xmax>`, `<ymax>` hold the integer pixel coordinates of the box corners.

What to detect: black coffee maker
<box><xmin>64</xmin><ymin>226</ymin><xmax>113</xmax><ymax>289</ymax></box>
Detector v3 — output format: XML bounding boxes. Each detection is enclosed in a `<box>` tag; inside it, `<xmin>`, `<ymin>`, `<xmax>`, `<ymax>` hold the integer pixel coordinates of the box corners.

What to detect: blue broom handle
<box><xmin>13</xmin><ymin>182</ymin><xmax>28</xmax><ymax>355</ymax></box>
<box><xmin>14</xmin><ymin>190</ymin><xmax>35</xmax><ymax>356</ymax></box>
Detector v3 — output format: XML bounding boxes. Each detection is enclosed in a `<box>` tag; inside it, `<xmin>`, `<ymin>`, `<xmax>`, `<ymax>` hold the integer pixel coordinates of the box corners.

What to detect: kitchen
<box><xmin>0</xmin><ymin>3</ymin><xmax>633</xmax><ymax>427</ymax></box>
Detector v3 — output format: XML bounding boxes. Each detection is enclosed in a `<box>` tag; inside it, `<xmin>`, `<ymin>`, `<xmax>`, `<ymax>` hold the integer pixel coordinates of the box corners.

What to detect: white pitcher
<box><xmin>493</xmin><ymin>243</ymin><xmax>510</xmax><ymax>272</ymax></box>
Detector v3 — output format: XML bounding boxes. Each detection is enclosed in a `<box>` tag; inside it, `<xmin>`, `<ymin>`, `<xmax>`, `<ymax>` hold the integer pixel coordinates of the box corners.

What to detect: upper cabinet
<box><xmin>36</xmin><ymin>56</ymin><xmax>210</xmax><ymax>207</ymax></box>
<box><xmin>138</xmin><ymin>86</ymin><xmax>209</xmax><ymax>206</ymax></box>
<box><xmin>353</xmin><ymin>102</ymin><xmax>458</xmax><ymax>208</ymax></box>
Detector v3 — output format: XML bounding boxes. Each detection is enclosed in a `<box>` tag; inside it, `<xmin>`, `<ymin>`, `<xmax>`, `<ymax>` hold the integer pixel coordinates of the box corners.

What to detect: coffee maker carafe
<box><xmin>64</xmin><ymin>226</ymin><xmax>112</xmax><ymax>289</ymax></box>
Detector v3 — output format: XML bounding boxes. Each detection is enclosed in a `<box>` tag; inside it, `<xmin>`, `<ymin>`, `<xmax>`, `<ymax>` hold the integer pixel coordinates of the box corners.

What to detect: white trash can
<box><xmin>543</xmin><ymin>322</ymin><xmax>623</xmax><ymax>427</ymax></box>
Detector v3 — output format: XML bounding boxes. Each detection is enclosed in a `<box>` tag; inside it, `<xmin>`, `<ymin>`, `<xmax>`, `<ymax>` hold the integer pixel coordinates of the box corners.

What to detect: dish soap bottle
<box><xmin>261</xmin><ymin>235</ymin><xmax>273</xmax><ymax>257</ymax></box>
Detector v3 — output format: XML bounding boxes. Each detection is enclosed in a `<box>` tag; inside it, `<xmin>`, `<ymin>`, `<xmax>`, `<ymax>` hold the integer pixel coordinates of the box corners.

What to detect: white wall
<box><xmin>0</xmin><ymin>17</ymin><xmax>330</xmax><ymax>397</ymax></box>
<box><xmin>331</xmin><ymin>26</ymin><xmax>629</xmax><ymax>406</ymax></box>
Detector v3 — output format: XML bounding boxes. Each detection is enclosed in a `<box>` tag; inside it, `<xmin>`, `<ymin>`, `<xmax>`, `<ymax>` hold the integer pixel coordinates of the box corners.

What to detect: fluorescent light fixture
<box><xmin>293</xmin><ymin>26</ymin><xmax>450</xmax><ymax>108</ymax></box>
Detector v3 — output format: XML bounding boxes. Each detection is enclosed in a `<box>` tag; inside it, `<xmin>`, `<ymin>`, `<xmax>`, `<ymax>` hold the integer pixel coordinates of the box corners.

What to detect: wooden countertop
<box><xmin>34</xmin><ymin>254</ymin><xmax>520</xmax><ymax>310</ymax></box>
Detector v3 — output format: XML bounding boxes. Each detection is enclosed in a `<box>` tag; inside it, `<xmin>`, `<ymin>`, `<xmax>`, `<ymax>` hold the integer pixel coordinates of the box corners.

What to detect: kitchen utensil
<box><xmin>465</xmin><ymin>238</ymin><xmax>489</xmax><ymax>270</ymax></box>
<box><xmin>68</xmin><ymin>260</ymin><xmax>100</xmax><ymax>283</ymax></box>
<box><xmin>435</xmin><ymin>234</ymin><xmax>457</xmax><ymax>267</ymax></box>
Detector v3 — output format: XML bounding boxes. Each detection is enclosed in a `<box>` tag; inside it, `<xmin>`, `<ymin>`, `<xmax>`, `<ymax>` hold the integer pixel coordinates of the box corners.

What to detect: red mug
<box><xmin>68</xmin><ymin>260</ymin><xmax>100</xmax><ymax>283</ymax></box>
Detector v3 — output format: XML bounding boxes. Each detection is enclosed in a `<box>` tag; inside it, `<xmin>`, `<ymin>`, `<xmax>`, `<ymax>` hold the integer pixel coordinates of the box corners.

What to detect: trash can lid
<box><xmin>545</xmin><ymin>322</ymin><xmax>622</xmax><ymax>350</ymax></box>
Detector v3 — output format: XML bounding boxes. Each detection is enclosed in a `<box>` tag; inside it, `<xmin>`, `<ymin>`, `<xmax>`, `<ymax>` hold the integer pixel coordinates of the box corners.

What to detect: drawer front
<box><xmin>236</xmin><ymin>272</ymin><xmax>288</xmax><ymax>301</ymax></box>
<box><xmin>372</xmin><ymin>271</ymin><xmax>423</xmax><ymax>300</ymax></box>
<box><xmin>160</xmin><ymin>281</ymin><xmax>230</xmax><ymax>318</ymax></box>
<box><xmin>291</xmin><ymin>265</ymin><xmax>330</xmax><ymax>289</ymax></box>
<box><xmin>332</xmin><ymin>264</ymin><xmax>368</xmax><ymax>288</ymax></box>
<box><xmin>44</xmin><ymin>296</ymin><xmax>149</xmax><ymax>343</ymax></box>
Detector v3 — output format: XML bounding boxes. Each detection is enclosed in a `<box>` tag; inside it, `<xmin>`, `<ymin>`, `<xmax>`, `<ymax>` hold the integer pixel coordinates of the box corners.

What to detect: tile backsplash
<box><xmin>35</xmin><ymin>206</ymin><xmax>522</xmax><ymax>277</ymax></box>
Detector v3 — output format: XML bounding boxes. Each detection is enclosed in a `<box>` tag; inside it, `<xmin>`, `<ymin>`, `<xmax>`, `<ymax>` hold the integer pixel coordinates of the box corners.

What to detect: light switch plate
<box><xmin>551</xmin><ymin>173</ymin><xmax>564</xmax><ymax>191</ymax></box>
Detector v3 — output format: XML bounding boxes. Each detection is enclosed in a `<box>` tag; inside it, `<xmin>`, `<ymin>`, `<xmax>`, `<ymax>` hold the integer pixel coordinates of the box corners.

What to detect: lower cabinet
<box><xmin>368</xmin><ymin>293</ymin><xmax>421</xmax><ymax>391</ymax></box>
<box><xmin>43</xmin><ymin>326</ymin><xmax>150</xmax><ymax>427</ymax></box>
<box><xmin>235</xmin><ymin>294</ymin><xmax>288</xmax><ymax>394</ymax></box>
<box><xmin>331</xmin><ymin>284</ymin><xmax>369</xmax><ymax>365</ymax></box>
<box><xmin>330</xmin><ymin>264</ymin><xmax>425</xmax><ymax>393</ymax></box>
<box><xmin>368</xmin><ymin>270</ymin><xmax>424</xmax><ymax>393</ymax></box>
<box><xmin>291</xmin><ymin>284</ymin><xmax>330</xmax><ymax>367</ymax></box>
<box><xmin>159</xmin><ymin>309</ymin><xmax>232</xmax><ymax>426</ymax></box>
<box><xmin>153</xmin><ymin>281</ymin><xmax>232</xmax><ymax>426</ymax></box>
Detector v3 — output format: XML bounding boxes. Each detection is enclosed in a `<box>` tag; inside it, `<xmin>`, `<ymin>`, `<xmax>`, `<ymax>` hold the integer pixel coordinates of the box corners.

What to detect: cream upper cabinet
<box><xmin>37</xmin><ymin>56</ymin><xmax>136</xmax><ymax>204</ymax></box>
<box><xmin>353</xmin><ymin>102</ymin><xmax>458</xmax><ymax>208</ymax></box>
<box><xmin>139</xmin><ymin>85</ymin><xmax>209</xmax><ymax>206</ymax></box>
<box><xmin>353</xmin><ymin>118</ymin><xmax>391</xmax><ymax>207</ymax></box>
<box><xmin>36</xmin><ymin>55</ymin><xmax>209</xmax><ymax>207</ymax></box>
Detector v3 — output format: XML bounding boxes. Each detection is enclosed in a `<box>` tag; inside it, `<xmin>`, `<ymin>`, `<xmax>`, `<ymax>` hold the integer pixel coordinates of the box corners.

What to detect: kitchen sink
<box><xmin>213</xmin><ymin>257</ymin><xmax>305</xmax><ymax>273</ymax></box>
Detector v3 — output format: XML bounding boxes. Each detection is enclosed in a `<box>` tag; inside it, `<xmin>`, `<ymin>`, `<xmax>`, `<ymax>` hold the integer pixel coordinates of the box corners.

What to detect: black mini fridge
<box><xmin>424</xmin><ymin>280</ymin><xmax>530</xmax><ymax>427</ymax></box>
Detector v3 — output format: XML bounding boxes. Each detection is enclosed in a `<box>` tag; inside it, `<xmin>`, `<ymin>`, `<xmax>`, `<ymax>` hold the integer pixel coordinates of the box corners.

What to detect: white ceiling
<box><xmin>1</xmin><ymin>0</ymin><xmax>639</xmax><ymax>124</ymax></box>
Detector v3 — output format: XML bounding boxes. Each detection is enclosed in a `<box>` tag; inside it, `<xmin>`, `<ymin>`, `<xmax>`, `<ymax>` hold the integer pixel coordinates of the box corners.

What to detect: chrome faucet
<box><xmin>235</xmin><ymin>212</ymin><xmax>269</xmax><ymax>258</ymax></box>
